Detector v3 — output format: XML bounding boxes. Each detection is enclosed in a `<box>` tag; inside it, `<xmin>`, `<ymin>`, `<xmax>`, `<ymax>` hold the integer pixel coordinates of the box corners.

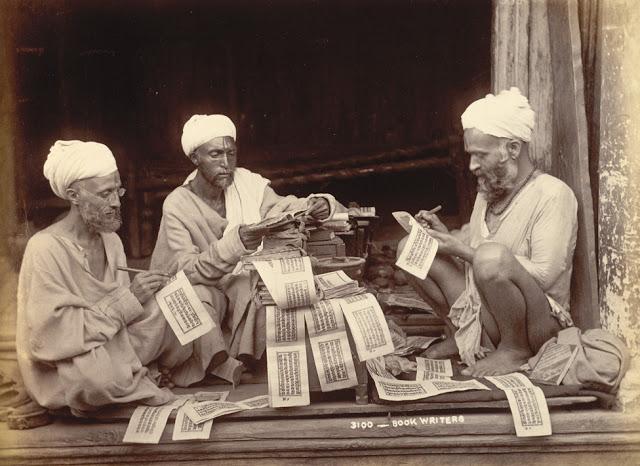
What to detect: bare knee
<box><xmin>473</xmin><ymin>242</ymin><xmax>514</xmax><ymax>283</ymax></box>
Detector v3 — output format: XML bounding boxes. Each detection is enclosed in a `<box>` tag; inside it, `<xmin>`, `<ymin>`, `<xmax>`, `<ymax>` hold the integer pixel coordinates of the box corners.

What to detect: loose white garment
<box><xmin>181</xmin><ymin>114</ymin><xmax>236</xmax><ymax>156</ymax></box>
<box><xmin>182</xmin><ymin>167</ymin><xmax>270</xmax><ymax>236</ymax></box>
<box><xmin>17</xmin><ymin>228</ymin><xmax>226</xmax><ymax>414</ymax></box>
<box><xmin>43</xmin><ymin>140</ymin><xmax>118</xmax><ymax>199</ymax></box>
<box><xmin>449</xmin><ymin>173</ymin><xmax>577</xmax><ymax>366</ymax></box>
<box><xmin>151</xmin><ymin>166</ymin><xmax>342</xmax><ymax>360</ymax></box>
<box><xmin>182</xmin><ymin>167</ymin><xmax>336</xmax><ymax>235</ymax></box>
<box><xmin>461</xmin><ymin>87</ymin><xmax>535</xmax><ymax>142</ymax></box>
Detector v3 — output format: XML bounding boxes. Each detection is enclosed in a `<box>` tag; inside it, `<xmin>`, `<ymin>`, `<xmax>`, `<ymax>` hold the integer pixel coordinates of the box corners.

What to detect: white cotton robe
<box><xmin>150</xmin><ymin>167</ymin><xmax>322</xmax><ymax>361</ymax></box>
<box><xmin>16</xmin><ymin>230</ymin><xmax>218</xmax><ymax>414</ymax></box>
<box><xmin>450</xmin><ymin>173</ymin><xmax>578</xmax><ymax>366</ymax></box>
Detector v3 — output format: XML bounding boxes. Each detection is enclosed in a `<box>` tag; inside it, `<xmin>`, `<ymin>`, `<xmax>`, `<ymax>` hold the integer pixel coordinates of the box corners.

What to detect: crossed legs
<box><xmin>462</xmin><ymin>242</ymin><xmax>561</xmax><ymax>376</ymax></box>
<box><xmin>399</xmin><ymin>238</ymin><xmax>561</xmax><ymax>376</ymax></box>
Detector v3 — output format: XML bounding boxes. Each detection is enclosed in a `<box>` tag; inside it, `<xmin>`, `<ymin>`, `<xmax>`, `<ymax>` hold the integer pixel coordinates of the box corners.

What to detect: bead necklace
<box><xmin>488</xmin><ymin>167</ymin><xmax>537</xmax><ymax>216</ymax></box>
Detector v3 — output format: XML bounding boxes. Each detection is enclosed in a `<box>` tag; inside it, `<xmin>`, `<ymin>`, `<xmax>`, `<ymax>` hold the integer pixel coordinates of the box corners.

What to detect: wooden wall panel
<box><xmin>492</xmin><ymin>0</ymin><xmax>599</xmax><ymax>328</ymax></box>
<box><xmin>547</xmin><ymin>0</ymin><xmax>599</xmax><ymax>329</ymax></box>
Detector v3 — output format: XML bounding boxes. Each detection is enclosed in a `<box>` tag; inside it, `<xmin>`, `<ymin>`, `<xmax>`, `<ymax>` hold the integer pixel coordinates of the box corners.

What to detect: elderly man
<box><xmin>402</xmin><ymin>88</ymin><xmax>577</xmax><ymax>377</ymax></box>
<box><xmin>16</xmin><ymin>140</ymin><xmax>221</xmax><ymax>415</ymax></box>
<box><xmin>151</xmin><ymin>114</ymin><xmax>341</xmax><ymax>374</ymax></box>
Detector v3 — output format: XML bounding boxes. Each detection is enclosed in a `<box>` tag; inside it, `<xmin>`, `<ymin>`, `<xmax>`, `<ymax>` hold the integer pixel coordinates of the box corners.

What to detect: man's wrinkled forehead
<box><xmin>463</xmin><ymin>128</ymin><xmax>503</xmax><ymax>152</ymax></box>
<box><xmin>197</xmin><ymin>136</ymin><xmax>237</xmax><ymax>152</ymax></box>
<box><xmin>74</xmin><ymin>170</ymin><xmax>121</xmax><ymax>190</ymax></box>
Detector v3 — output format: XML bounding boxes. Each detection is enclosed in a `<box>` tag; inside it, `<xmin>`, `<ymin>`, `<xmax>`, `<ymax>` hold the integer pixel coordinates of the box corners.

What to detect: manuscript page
<box><xmin>339</xmin><ymin>293</ymin><xmax>394</xmax><ymax>361</ymax></box>
<box><xmin>154</xmin><ymin>270</ymin><xmax>215</xmax><ymax>345</ymax></box>
<box><xmin>395</xmin><ymin>216</ymin><xmax>438</xmax><ymax>280</ymax></box>
<box><xmin>487</xmin><ymin>373</ymin><xmax>552</xmax><ymax>437</ymax></box>
<box><xmin>304</xmin><ymin>300</ymin><xmax>358</xmax><ymax>391</ymax></box>
<box><xmin>529</xmin><ymin>343</ymin><xmax>579</xmax><ymax>385</ymax></box>
<box><xmin>182</xmin><ymin>400</ymin><xmax>243</xmax><ymax>425</ymax></box>
<box><xmin>254</xmin><ymin>256</ymin><xmax>318</xmax><ymax>309</ymax></box>
<box><xmin>266</xmin><ymin>305</ymin><xmax>310</xmax><ymax>407</ymax></box>
<box><xmin>123</xmin><ymin>405</ymin><xmax>174</xmax><ymax>444</ymax></box>
<box><xmin>415</xmin><ymin>357</ymin><xmax>454</xmax><ymax>380</ymax></box>
<box><xmin>172</xmin><ymin>400</ymin><xmax>213</xmax><ymax>441</ymax></box>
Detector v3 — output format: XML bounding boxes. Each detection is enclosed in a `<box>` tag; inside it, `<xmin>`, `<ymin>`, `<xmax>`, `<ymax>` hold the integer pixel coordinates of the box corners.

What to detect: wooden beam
<box><xmin>528</xmin><ymin>0</ymin><xmax>554</xmax><ymax>171</ymax></box>
<box><xmin>270</xmin><ymin>155</ymin><xmax>451</xmax><ymax>188</ymax></box>
<box><xmin>548</xmin><ymin>0</ymin><xmax>600</xmax><ymax>329</ymax></box>
<box><xmin>0</xmin><ymin>2</ymin><xmax>18</xmax><ymax>258</ymax></box>
<box><xmin>491</xmin><ymin>0</ymin><xmax>530</xmax><ymax>94</ymax></box>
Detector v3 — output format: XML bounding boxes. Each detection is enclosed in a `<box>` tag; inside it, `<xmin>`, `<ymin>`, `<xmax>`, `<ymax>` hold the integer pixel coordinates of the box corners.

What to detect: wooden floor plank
<box><xmin>60</xmin><ymin>383</ymin><xmax>598</xmax><ymax>423</ymax></box>
<box><xmin>1</xmin><ymin>410</ymin><xmax>638</xmax><ymax>465</ymax></box>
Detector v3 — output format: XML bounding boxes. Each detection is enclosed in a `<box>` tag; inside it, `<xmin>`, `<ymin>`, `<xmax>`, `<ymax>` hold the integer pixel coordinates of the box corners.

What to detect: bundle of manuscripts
<box><xmin>253</xmin><ymin>257</ymin><xmax>395</xmax><ymax>407</ymax></box>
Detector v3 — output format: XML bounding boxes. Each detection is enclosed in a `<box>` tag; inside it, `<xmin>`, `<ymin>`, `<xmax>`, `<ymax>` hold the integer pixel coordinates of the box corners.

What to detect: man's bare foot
<box><xmin>461</xmin><ymin>347</ymin><xmax>530</xmax><ymax>377</ymax></box>
<box><xmin>158</xmin><ymin>367</ymin><xmax>175</xmax><ymax>389</ymax></box>
<box><xmin>420</xmin><ymin>337</ymin><xmax>459</xmax><ymax>359</ymax></box>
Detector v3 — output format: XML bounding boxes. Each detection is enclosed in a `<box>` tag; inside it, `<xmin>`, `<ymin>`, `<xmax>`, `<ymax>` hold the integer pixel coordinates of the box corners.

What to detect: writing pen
<box><xmin>415</xmin><ymin>205</ymin><xmax>443</xmax><ymax>227</ymax></box>
<box><xmin>117</xmin><ymin>266</ymin><xmax>172</xmax><ymax>278</ymax></box>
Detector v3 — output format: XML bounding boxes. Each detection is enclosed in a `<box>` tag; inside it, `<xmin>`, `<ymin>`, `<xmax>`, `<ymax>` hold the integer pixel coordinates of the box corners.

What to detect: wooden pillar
<box><xmin>492</xmin><ymin>0</ymin><xmax>529</xmax><ymax>95</ymax></box>
<box><xmin>492</xmin><ymin>0</ymin><xmax>553</xmax><ymax>172</ymax></box>
<box><xmin>547</xmin><ymin>0</ymin><xmax>599</xmax><ymax>330</ymax></box>
<box><xmin>493</xmin><ymin>0</ymin><xmax>599</xmax><ymax>329</ymax></box>
<box><xmin>527</xmin><ymin>0</ymin><xmax>553</xmax><ymax>173</ymax></box>
<box><xmin>596</xmin><ymin>0</ymin><xmax>640</xmax><ymax>408</ymax></box>
<box><xmin>0</xmin><ymin>0</ymin><xmax>19</xmax><ymax>356</ymax></box>
<box><xmin>0</xmin><ymin>3</ymin><xmax>17</xmax><ymax>258</ymax></box>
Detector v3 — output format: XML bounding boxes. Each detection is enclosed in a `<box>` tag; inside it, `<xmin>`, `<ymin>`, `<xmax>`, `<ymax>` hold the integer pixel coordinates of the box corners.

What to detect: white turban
<box><xmin>181</xmin><ymin>114</ymin><xmax>236</xmax><ymax>156</ymax></box>
<box><xmin>43</xmin><ymin>140</ymin><xmax>118</xmax><ymax>199</ymax></box>
<box><xmin>461</xmin><ymin>87</ymin><xmax>535</xmax><ymax>142</ymax></box>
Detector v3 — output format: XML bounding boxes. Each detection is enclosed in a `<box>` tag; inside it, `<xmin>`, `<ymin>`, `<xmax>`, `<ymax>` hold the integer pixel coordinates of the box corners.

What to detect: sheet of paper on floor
<box><xmin>172</xmin><ymin>400</ymin><xmax>213</xmax><ymax>441</ymax></box>
<box><xmin>486</xmin><ymin>372</ymin><xmax>552</xmax><ymax>437</ymax></box>
<box><xmin>123</xmin><ymin>405</ymin><xmax>175</xmax><ymax>444</ymax></box>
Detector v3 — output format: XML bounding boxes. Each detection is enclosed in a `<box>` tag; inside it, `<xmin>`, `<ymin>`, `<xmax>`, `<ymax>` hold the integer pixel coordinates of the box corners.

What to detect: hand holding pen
<box><xmin>415</xmin><ymin>205</ymin><xmax>449</xmax><ymax>234</ymax></box>
<box><xmin>117</xmin><ymin>267</ymin><xmax>171</xmax><ymax>305</ymax></box>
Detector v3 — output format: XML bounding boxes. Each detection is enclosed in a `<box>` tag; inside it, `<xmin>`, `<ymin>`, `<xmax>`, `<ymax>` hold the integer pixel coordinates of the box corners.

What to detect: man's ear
<box><xmin>189</xmin><ymin>152</ymin><xmax>199</xmax><ymax>166</ymax></box>
<box><xmin>66</xmin><ymin>187</ymin><xmax>80</xmax><ymax>205</ymax></box>
<box><xmin>507</xmin><ymin>139</ymin><xmax>522</xmax><ymax>159</ymax></box>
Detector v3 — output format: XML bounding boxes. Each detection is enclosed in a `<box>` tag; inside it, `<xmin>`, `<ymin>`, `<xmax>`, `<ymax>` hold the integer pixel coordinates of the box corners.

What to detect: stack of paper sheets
<box><xmin>256</xmin><ymin>279</ymin><xmax>276</xmax><ymax>306</ymax></box>
<box><xmin>314</xmin><ymin>270</ymin><xmax>365</xmax><ymax>299</ymax></box>
<box><xmin>253</xmin><ymin>256</ymin><xmax>396</xmax><ymax>408</ymax></box>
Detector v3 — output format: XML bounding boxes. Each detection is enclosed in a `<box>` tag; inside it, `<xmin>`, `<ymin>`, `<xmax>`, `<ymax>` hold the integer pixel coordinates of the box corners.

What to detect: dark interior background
<box><xmin>11</xmin><ymin>0</ymin><xmax>491</xmax><ymax>253</ymax></box>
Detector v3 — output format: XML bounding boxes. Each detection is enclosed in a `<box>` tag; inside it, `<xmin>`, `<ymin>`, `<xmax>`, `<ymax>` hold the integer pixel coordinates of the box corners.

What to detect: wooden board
<box><xmin>79</xmin><ymin>382</ymin><xmax>598</xmax><ymax>423</ymax></box>
<box><xmin>547</xmin><ymin>0</ymin><xmax>600</xmax><ymax>329</ymax></box>
<box><xmin>1</xmin><ymin>408</ymin><xmax>638</xmax><ymax>465</ymax></box>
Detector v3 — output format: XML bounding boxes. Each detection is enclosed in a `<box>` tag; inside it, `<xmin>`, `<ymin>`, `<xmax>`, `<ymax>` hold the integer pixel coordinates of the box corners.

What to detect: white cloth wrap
<box><xmin>461</xmin><ymin>87</ymin><xmax>535</xmax><ymax>142</ymax></box>
<box><xmin>43</xmin><ymin>140</ymin><xmax>118</xmax><ymax>199</ymax></box>
<box><xmin>182</xmin><ymin>167</ymin><xmax>269</xmax><ymax>235</ymax></box>
<box><xmin>181</xmin><ymin>114</ymin><xmax>237</xmax><ymax>156</ymax></box>
<box><xmin>223</xmin><ymin>168</ymin><xmax>270</xmax><ymax>234</ymax></box>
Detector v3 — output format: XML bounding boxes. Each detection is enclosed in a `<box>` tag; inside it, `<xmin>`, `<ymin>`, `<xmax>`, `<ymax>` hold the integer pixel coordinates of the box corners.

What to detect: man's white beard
<box><xmin>79</xmin><ymin>203</ymin><xmax>122</xmax><ymax>233</ymax></box>
<box><xmin>477</xmin><ymin>163</ymin><xmax>518</xmax><ymax>203</ymax></box>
